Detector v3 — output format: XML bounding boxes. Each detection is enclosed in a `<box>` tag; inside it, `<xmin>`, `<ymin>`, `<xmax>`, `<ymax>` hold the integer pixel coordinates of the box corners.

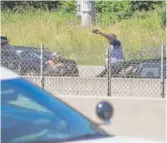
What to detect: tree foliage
<box><xmin>1</xmin><ymin>1</ymin><xmax>165</xmax><ymax>12</ymax></box>
<box><xmin>1</xmin><ymin>1</ymin><xmax>166</xmax><ymax>25</ymax></box>
<box><xmin>161</xmin><ymin>9</ymin><xmax>166</xmax><ymax>28</ymax></box>
<box><xmin>1</xmin><ymin>1</ymin><xmax>61</xmax><ymax>11</ymax></box>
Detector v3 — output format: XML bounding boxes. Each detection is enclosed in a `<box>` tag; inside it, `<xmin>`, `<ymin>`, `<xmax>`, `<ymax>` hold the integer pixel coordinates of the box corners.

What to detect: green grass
<box><xmin>1</xmin><ymin>10</ymin><xmax>166</xmax><ymax>65</ymax></box>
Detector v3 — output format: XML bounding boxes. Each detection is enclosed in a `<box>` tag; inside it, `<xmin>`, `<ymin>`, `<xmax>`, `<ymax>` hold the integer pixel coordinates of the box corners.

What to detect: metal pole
<box><xmin>18</xmin><ymin>51</ymin><xmax>22</xmax><ymax>74</ymax></box>
<box><xmin>160</xmin><ymin>44</ymin><xmax>165</xmax><ymax>98</ymax></box>
<box><xmin>40</xmin><ymin>43</ymin><xmax>44</xmax><ymax>90</ymax></box>
<box><xmin>80</xmin><ymin>0</ymin><xmax>95</xmax><ymax>26</ymax></box>
<box><xmin>107</xmin><ymin>46</ymin><xmax>111</xmax><ymax>96</ymax></box>
<box><xmin>90</xmin><ymin>0</ymin><xmax>95</xmax><ymax>25</ymax></box>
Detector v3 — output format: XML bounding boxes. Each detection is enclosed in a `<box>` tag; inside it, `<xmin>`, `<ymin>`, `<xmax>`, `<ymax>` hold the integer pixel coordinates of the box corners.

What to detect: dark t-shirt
<box><xmin>105</xmin><ymin>39</ymin><xmax>124</xmax><ymax>65</ymax></box>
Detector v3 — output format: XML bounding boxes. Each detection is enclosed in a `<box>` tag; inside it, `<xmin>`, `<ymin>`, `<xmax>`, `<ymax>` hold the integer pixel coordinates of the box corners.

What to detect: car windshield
<box><xmin>19</xmin><ymin>49</ymin><xmax>51</xmax><ymax>61</ymax></box>
<box><xmin>1</xmin><ymin>78</ymin><xmax>107</xmax><ymax>143</ymax></box>
<box><xmin>138</xmin><ymin>62</ymin><xmax>161</xmax><ymax>78</ymax></box>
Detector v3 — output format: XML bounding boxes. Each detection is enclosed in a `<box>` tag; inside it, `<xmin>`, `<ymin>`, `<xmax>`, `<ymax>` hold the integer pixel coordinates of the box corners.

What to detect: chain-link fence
<box><xmin>1</xmin><ymin>36</ymin><xmax>166</xmax><ymax>98</ymax></box>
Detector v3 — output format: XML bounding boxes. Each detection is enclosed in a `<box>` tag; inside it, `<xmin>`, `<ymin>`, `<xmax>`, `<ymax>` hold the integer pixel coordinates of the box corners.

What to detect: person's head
<box><xmin>108</xmin><ymin>33</ymin><xmax>117</xmax><ymax>44</ymax></box>
<box><xmin>110</xmin><ymin>33</ymin><xmax>117</xmax><ymax>39</ymax></box>
<box><xmin>51</xmin><ymin>52</ymin><xmax>64</xmax><ymax>64</ymax></box>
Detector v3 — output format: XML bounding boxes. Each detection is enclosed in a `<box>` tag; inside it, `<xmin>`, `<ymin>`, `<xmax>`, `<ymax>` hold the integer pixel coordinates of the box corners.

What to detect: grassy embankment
<box><xmin>1</xmin><ymin>10</ymin><xmax>165</xmax><ymax>65</ymax></box>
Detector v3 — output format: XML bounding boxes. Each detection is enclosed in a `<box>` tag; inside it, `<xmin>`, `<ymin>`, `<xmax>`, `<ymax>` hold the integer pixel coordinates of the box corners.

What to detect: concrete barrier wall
<box><xmin>58</xmin><ymin>96</ymin><xmax>166</xmax><ymax>141</ymax></box>
<box><xmin>78</xmin><ymin>65</ymin><xmax>104</xmax><ymax>77</ymax></box>
<box><xmin>24</xmin><ymin>76</ymin><xmax>164</xmax><ymax>98</ymax></box>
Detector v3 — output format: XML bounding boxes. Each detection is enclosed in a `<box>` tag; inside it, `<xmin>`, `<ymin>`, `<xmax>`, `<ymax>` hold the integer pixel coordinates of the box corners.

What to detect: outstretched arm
<box><xmin>99</xmin><ymin>31</ymin><xmax>113</xmax><ymax>41</ymax></box>
<box><xmin>92</xmin><ymin>29</ymin><xmax>114</xmax><ymax>43</ymax></box>
<box><xmin>93</xmin><ymin>29</ymin><xmax>121</xmax><ymax>46</ymax></box>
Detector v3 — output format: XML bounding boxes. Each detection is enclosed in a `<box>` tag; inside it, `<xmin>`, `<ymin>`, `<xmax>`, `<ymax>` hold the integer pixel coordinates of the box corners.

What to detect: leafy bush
<box><xmin>1</xmin><ymin>1</ymin><xmax>61</xmax><ymax>11</ymax></box>
<box><xmin>160</xmin><ymin>9</ymin><xmax>166</xmax><ymax>28</ymax></box>
<box><xmin>1</xmin><ymin>1</ymin><xmax>165</xmax><ymax>24</ymax></box>
<box><xmin>130</xmin><ymin>1</ymin><xmax>164</xmax><ymax>11</ymax></box>
<box><xmin>58</xmin><ymin>1</ymin><xmax>76</xmax><ymax>13</ymax></box>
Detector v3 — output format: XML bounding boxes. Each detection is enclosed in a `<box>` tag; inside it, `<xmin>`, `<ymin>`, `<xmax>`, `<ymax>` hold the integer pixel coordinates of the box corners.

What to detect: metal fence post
<box><xmin>18</xmin><ymin>52</ymin><xmax>22</xmax><ymax>74</ymax></box>
<box><xmin>160</xmin><ymin>44</ymin><xmax>165</xmax><ymax>98</ymax></box>
<box><xmin>40</xmin><ymin>43</ymin><xmax>45</xmax><ymax>90</ymax></box>
<box><xmin>107</xmin><ymin>46</ymin><xmax>111</xmax><ymax>96</ymax></box>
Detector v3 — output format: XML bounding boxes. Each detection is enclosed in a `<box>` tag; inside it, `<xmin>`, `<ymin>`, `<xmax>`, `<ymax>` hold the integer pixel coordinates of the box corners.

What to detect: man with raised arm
<box><xmin>92</xmin><ymin>29</ymin><xmax>125</xmax><ymax>77</ymax></box>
